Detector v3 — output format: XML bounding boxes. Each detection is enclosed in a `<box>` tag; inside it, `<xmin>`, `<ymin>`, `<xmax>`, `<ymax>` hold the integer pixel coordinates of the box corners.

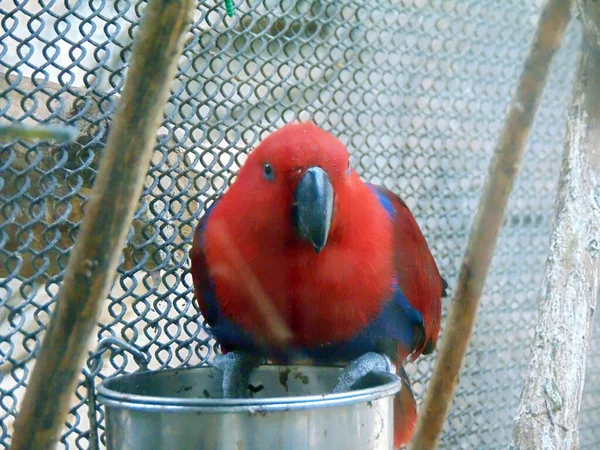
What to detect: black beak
<box><xmin>292</xmin><ymin>167</ymin><xmax>334</xmax><ymax>253</ymax></box>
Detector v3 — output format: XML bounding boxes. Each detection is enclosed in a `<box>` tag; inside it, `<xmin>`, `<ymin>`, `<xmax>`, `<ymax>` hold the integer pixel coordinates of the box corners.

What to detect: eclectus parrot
<box><xmin>190</xmin><ymin>122</ymin><xmax>447</xmax><ymax>448</ymax></box>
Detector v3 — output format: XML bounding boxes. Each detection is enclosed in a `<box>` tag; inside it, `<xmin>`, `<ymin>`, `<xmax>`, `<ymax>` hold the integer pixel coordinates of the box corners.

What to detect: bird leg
<box><xmin>332</xmin><ymin>352</ymin><xmax>393</xmax><ymax>393</ymax></box>
<box><xmin>212</xmin><ymin>351</ymin><xmax>264</xmax><ymax>398</ymax></box>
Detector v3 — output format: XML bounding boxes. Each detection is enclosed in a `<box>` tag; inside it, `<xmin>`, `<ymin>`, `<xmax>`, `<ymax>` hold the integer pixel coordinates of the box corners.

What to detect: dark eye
<box><xmin>263</xmin><ymin>162</ymin><xmax>274</xmax><ymax>181</ymax></box>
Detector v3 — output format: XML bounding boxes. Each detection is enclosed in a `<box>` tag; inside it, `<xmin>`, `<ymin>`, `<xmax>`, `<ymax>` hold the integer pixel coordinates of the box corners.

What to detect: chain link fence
<box><xmin>1</xmin><ymin>0</ymin><xmax>598</xmax><ymax>448</ymax></box>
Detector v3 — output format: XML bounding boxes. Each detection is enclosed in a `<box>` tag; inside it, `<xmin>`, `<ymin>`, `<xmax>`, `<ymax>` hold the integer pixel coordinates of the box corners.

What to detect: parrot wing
<box><xmin>368</xmin><ymin>184</ymin><xmax>446</xmax><ymax>449</ymax></box>
<box><xmin>190</xmin><ymin>199</ymin><xmax>258</xmax><ymax>354</ymax></box>
<box><xmin>190</xmin><ymin>200</ymin><xmax>218</xmax><ymax>327</ymax></box>
<box><xmin>368</xmin><ymin>183</ymin><xmax>445</xmax><ymax>359</ymax></box>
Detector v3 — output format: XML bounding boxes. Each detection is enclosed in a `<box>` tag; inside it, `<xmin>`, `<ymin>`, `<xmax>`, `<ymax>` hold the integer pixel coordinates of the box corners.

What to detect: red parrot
<box><xmin>190</xmin><ymin>122</ymin><xmax>447</xmax><ymax>448</ymax></box>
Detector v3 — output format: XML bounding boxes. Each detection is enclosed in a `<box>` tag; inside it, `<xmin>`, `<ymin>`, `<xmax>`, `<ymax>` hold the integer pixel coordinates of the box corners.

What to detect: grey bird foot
<box><xmin>332</xmin><ymin>352</ymin><xmax>393</xmax><ymax>393</ymax></box>
<box><xmin>213</xmin><ymin>351</ymin><xmax>263</xmax><ymax>398</ymax></box>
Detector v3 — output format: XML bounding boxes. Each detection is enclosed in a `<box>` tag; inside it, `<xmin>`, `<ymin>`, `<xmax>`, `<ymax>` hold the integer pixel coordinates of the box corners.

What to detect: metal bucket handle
<box><xmin>83</xmin><ymin>337</ymin><xmax>149</xmax><ymax>450</ymax></box>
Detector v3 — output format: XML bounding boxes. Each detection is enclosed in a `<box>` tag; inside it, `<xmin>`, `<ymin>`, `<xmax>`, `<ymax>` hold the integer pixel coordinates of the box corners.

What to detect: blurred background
<box><xmin>1</xmin><ymin>0</ymin><xmax>598</xmax><ymax>448</ymax></box>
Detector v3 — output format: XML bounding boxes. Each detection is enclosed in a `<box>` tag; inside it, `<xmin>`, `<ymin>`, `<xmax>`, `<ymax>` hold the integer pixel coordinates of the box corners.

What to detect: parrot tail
<box><xmin>393</xmin><ymin>365</ymin><xmax>417</xmax><ymax>449</ymax></box>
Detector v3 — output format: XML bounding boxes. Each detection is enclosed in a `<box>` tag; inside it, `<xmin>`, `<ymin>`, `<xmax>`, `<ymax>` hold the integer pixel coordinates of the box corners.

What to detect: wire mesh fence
<box><xmin>0</xmin><ymin>0</ymin><xmax>598</xmax><ymax>448</ymax></box>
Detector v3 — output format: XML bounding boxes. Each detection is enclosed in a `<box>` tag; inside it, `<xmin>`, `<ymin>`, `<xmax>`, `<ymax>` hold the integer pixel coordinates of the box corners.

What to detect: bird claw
<box><xmin>213</xmin><ymin>351</ymin><xmax>263</xmax><ymax>398</ymax></box>
<box><xmin>332</xmin><ymin>352</ymin><xmax>394</xmax><ymax>393</ymax></box>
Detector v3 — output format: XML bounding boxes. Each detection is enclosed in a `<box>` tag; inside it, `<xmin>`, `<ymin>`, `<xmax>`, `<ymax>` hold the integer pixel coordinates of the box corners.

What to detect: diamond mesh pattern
<box><xmin>0</xmin><ymin>1</ymin><xmax>597</xmax><ymax>448</ymax></box>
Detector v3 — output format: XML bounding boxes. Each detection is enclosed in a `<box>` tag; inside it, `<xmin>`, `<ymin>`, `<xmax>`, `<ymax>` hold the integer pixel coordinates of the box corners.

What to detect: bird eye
<box><xmin>263</xmin><ymin>162</ymin><xmax>274</xmax><ymax>181</ymax></box>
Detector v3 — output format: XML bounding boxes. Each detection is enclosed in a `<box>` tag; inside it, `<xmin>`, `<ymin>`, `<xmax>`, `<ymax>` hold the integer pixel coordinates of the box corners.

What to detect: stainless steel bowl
<box><xmin>97</xmin><ymin>364</ymin><xmax>401</xmax><ymax>450</ymax></box>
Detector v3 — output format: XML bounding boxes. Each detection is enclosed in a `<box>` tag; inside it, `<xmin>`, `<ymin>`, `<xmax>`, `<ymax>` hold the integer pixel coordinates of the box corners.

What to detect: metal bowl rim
<box><xmin>96</xmin><ymin>364</ymin><xmax>401</xmax><ymax>413</ymax></box>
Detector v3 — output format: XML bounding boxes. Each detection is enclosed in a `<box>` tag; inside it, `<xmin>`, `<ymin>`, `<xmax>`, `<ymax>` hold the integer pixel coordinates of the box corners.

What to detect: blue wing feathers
<box><xmin>368</xmin><ymin>184</ymin><xmax>396</xmax><ymax>218</ymax></box>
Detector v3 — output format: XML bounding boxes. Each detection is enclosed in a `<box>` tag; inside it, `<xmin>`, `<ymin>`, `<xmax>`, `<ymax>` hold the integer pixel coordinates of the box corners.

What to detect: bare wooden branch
<box><xmin>577</xmin><ymin>0</ymin><xmax>600</xmax><ymax>48</ymax></box>
<box><xmin>510</xmin><ymin>8</ymin><xmax>600</xmax><ymax>450</ymax></box>
<box><xmin>8</xmin><ymin>0</ymin><xmax>196</xmax><ymax>448</ymax></box>
<box><xmin>409</xmin><ymin>1</ymin><xmax>574</xmax><ymax>448</ymax></box>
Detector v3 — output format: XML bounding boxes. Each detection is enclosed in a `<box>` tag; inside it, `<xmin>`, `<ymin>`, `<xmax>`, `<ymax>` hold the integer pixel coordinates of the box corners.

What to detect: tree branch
<box><xmin>510</xmin><ymin>5</ymin><xmax>600</xmax><ymax>449</ymax></box>
<box><xmin>409</xmin><ymin>1</ymin><xmax>574</xmax><ymax>448</ymax></box>
<box><xmin>8</xmin><ymin>0</ymin><xmax>196</xmax><ymax>448</ymax></box>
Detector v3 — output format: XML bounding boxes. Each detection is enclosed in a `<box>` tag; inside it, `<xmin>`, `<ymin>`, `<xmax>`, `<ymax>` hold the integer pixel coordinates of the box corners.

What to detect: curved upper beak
<box><xmin>292</xmin><ymin>167</ymin><xmax>334</xmax><ymax>253</ymax></box>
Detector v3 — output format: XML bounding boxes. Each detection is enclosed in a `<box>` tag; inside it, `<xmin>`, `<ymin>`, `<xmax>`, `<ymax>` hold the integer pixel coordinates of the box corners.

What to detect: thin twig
<box><xmin>511</xmin><ymin>4</ymin><xmax>600</xmax><ymax>449</ymax></box>
<box><xmin>0</xmin><ymin>123</ymin><xmax>79</xmax><ymax>143</ymax></box>
<box><xmin>210</xmin><ymin>220</ymin><xmax>293</xmax><ymax>347</ymax></box>
<box><xmin>409</xmin><ymin>1</ymin><xmax>574</xmax><ymax>448</ymax></box>
<box><xmin>9</xmin><ymin>0</ymin><xmax>196</xmax><ymax>448</ymax></box>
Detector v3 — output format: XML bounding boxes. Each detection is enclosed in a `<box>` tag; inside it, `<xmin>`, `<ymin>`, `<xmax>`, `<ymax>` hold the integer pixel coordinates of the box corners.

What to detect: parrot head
<box><xmin>228</xmin><ymin>122</ymin><xmax>354</xmax><ymax>253</ymax></box>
